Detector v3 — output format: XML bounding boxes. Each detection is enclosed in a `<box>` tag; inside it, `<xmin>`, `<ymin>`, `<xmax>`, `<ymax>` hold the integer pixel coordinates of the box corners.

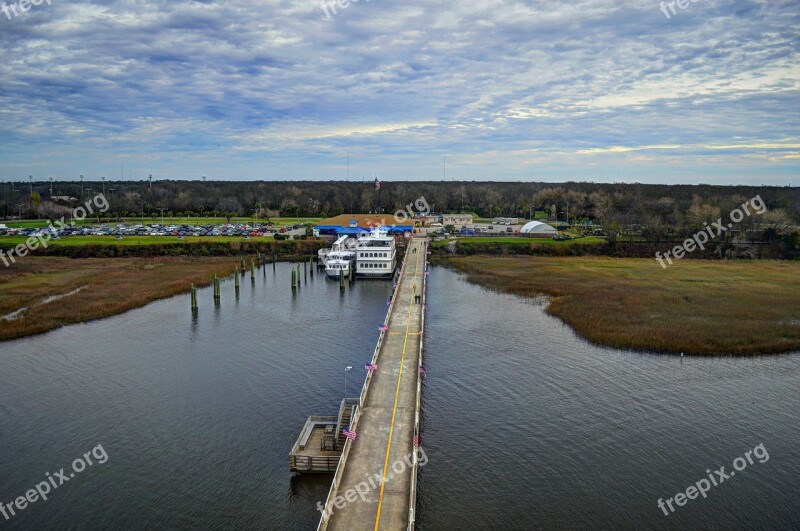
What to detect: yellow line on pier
<box><xmin>374</xmin><ymin>242</ymin><xmax>420</xmax><ymax>531</ymax></box>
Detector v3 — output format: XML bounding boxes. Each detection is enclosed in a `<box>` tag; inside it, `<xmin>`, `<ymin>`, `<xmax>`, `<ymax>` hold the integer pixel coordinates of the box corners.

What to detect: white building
<box><xmin>520</xmin><ymin>221</ymin><xmax>557</xmax><ymax>237</ymax></box>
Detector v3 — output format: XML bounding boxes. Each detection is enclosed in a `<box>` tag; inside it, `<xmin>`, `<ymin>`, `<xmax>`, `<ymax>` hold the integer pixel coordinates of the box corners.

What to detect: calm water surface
<box><xmin>1</xmin><ymin>263</ymin><xmax>798</xmax><ymax>529</ymax></box>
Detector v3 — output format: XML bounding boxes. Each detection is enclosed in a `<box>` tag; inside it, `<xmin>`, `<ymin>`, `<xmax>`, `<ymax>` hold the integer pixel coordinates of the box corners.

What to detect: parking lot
<box><xmin>1</xmin><ymin>222</ymin><xmax>309</xmax><ymax>240</ymax></box>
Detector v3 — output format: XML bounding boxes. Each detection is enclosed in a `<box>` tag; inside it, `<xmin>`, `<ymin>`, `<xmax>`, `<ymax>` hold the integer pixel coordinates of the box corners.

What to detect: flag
<box><xmin>343</xmin><ymin>427</ymin><xmax>357</xmax><ymax>441</ymax></box>
<box><xmin>419</xmin><ymin>366</ymin><xmax>426</xmax><ymax>377</ymax></box>
<box><xmin>365</xmin><ymin>362</ymin><xmax>378</xmax><ymax>371</ymax></box>
<box><xmin>379</xmin><ymin>325</ymin><xmax>389</xmax><ymax>332</ymax></box>
<box><xmin>375</xmin><ymin>178</ymin><xmax>381</xmax><ymax>190</ymax></box>
<box><xmin>345</xmin><ymin>366</ymin><xmax>352</xmax><ymax>372</ymax></box>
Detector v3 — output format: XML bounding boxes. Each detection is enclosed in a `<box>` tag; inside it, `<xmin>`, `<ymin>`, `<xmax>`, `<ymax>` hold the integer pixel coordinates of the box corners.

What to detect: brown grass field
<box><xmin>0</xmin><ymin>257</ymin><xmax>240</xmax><ymax>341</ymax></box>
<box><xmin>437</xmin><ymin>256</ymin><xmax>800</xmax><ymax>355</ymax></box>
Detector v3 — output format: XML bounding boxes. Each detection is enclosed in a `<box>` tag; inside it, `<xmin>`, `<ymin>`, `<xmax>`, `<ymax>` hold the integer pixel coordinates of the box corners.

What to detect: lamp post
<box><xmin>80</xmin><ymin>175</ymin><xmax>84</xmax><ymax>198</ymax></box>
<box><xmin>101</xmin><ymin>176</ymin><xmax>106</xmax><ymax>196</ymax></box>
<box><xmin>49</xmin><ymin>177</ymin><xmax>53</xmax><ymax>197</ymax></box>
<box><xmin>344</xmin><ymin>366</ymin><xmax>352</xmax><ymax>399</ymax></box>
<box><xmin>28</xmin><ymin>175</ymin><xmax>33</xmax><ymax>195</ymax></box>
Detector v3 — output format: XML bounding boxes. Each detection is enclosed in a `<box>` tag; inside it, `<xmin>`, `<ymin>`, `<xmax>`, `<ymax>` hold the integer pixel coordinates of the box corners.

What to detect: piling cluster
<box><xmin>191</xmin><ymin>253</ymin><xmax>353</xmax><ymax>312</ymax></box>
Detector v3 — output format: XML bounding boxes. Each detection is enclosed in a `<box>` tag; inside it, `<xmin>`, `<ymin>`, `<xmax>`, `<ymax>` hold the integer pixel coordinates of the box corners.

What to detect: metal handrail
<box><xmin>407</xmin><ymin>239</ymin><xmax>427</xmax><ymax>530</ymax></box>
<box><xmin>318</xmin><ymin>241</ymin><xmax>412</xmax><ymax>530</ymax></box>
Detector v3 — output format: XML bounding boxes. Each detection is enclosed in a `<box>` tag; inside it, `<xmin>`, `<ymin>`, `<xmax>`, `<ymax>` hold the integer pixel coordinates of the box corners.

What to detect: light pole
<box><xmin>101</xmin><ymin>176</ymin><xmax>106</xmax><ymax>196</ymax></box>
<box><xmin>28</xmin><ymin>175</ymin><xmax>32</xmax><ymax>195</ymax></box>
<box><xmin>49</xmin><ymin>177</ymin><xmax>53</xmax><ymax>197</ymax></box>
<box><xmin>80</xmin><ymin>175</ymin><xmax>84</xmax><ymax>198</ymax></box>
<box><xmin>344</xmin><ymin>366</ymin><xmax>352</xmax><ymax>398</ymax></box>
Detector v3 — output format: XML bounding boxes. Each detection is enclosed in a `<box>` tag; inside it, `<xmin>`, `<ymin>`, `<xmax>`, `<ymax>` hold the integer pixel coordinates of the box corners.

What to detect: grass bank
<box><xmin>0</xmin><ymin>237</ymin><xmax>325</xmax><ymax>260</ymax></box>
<box><xmin>0</xmin><ymin>256</ymin><xmax>262</xmax><ymax>341</ymax></box>
<box><xmin>435</xmin><ymin>255</ymin><xmax>800</xmax><ymax>355</ymax></box>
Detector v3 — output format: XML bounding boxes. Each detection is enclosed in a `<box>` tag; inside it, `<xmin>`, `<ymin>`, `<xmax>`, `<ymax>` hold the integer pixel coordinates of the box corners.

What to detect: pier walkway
<box><xmin>319</xmin><ymin>237</ymin><xmax>428</xmax><ymax>531</ymax></box>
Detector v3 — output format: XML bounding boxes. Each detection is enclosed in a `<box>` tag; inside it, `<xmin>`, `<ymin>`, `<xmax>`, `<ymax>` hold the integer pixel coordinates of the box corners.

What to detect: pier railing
<box><xmin>407</xmin><ymin>239</ymin><xmax>427</xmax><ymax>530</ymax></box>
<box><xmin>317</xmin><ymin>241</ymin><xmax>411</xmax><ymax>531</ymax></box>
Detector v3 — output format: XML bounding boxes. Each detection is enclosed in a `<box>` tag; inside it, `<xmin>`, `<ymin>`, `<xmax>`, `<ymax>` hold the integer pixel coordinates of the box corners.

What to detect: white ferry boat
<box><xmin>355</xmin><ymin>228</ymin><xmax>396</xmax><ymax>278</ymax></box>
<box><xmin>325</xmin><ymin>252</ymin><xmax>355</xmax><ymax>279</ymax></box>
<box><xmin>323</xmin><ymin>235</ymin><xmax>357</xmax><ymax>278</ymax></box>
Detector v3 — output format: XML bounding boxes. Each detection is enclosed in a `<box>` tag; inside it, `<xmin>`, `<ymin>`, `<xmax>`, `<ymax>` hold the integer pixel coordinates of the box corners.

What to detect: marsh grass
<box><xmin>0</xmin><ymin>257</ymin><xmax>240</xmax><ymax>341</ymax></box>
<box><xmin>436</xmin><ymin>256</ymin><xmax>800</xmax><ymax>355</ymax></box>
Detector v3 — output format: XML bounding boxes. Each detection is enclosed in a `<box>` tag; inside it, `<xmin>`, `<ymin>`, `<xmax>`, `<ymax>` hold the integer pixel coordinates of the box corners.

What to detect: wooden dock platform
<box><xmin>318</xmin><ymin>237</ymin><xmax>428</xmax><ymax>531</ymax></box>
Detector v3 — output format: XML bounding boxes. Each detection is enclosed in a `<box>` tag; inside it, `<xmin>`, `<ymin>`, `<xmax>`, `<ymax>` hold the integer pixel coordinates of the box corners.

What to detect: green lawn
<box><xmin>431</xmin><ymin>235</ymin><xmax>606</xmax><ymax>247</ymax></box>
<box><xmin>4</xmin><ymin>220</ymin><xmax>89</xmax><ymax>228</ymax></box>
<box><xmin>0</xmin><ymin>235</ymin><xmax>274</xmax><ymax>247</ymax></box>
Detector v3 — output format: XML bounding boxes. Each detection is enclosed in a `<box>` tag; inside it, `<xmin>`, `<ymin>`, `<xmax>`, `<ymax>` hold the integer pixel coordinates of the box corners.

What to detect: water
<box><xmin>417</xmin><ymin>267</ymin><xmax>800</xmax><ymax>530</ymax></box>
<box><xmin>1</xmin><ymin>264</ymin><xmax>798</xmax><ymax>529</ymax></box>
<box><xmin>0</xmin><ymin>264</ymin><xmax>392</xmax><ymax>529</ymax></box>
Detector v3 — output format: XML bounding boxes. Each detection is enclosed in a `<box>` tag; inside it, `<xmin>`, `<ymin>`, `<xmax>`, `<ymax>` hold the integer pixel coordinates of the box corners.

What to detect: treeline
<box><xmin>4</xmin><ymin>180</ymin><xmax>799</xmax><ymax>235</ymax></box>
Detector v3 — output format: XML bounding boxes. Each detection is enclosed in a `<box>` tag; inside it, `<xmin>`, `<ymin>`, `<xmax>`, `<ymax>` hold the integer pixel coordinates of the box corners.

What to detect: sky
<box><xmin>0</xmin><ymin>0</ymin><xmax>798</xmax><ymax>184</ymax></box>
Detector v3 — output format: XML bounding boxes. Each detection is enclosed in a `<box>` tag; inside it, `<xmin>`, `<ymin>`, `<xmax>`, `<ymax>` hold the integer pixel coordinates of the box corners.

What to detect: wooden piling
<box><xmin>191</xmin><ymin>284</ymin><xmax>198</xmax><ymax>311</ymax></box>
<box><xmin>235</xmin><ymin>270</ymin><xmax>240</xmax><ymax>292</ymax></box>
<box><xmin>251</xmin><ymin>260</ymin><xmax>256</xmax><ymax>279</ymax></box>
<box><xmin>213</xmin><ymin>275</ymin><xmax>221</xmax><ymax>302</ymax></box>
<box><xmin>291</xmin><ymin>268</ymin><xmax>297</xmax><ymax>291</ymax></box>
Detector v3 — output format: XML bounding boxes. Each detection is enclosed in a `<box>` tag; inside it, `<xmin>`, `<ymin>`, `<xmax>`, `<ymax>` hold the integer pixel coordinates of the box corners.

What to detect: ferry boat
<box><xmin>325</xmin><ymin>250</ymin><xmax>356</xmax><ymax>278</ymax></box>
<box><xmin>323</xmin><ymin>235</ymin><xmax>357</xmax><ymax>278</ymax></box>
<box><xmin>355</xmin><ymin>228</ymin><xmax>396</xmax><ymax>278</ymax></box>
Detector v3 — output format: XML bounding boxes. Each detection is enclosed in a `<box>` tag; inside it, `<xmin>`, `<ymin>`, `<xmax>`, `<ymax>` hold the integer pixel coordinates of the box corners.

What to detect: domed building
<box><xmin>520</xmin><ymin>221</ymin><xmax>557</xmax><ymax>236</ymax></box>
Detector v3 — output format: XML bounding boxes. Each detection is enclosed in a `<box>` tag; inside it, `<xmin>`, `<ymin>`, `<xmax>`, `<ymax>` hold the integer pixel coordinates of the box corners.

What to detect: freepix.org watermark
<box><xmin>660</xmin><ymin>0</ymin><xmax>706</xmax><ymax>19</ymax></box>
<box><xmin>0</xmin><ymin>444</ymin><xmax>109</xmax><ymax>522</ymax></box>
<box><xmin>316</xmin><ymin>447</ymin><xmax>428</xmax><ymax>518</ymax></box>
<box><xmin>657</xmin><ymin>443</ymin><xmax>769</xmax><ymax>516</ymax></box>
<box><xmin>655</xmin><ymin>195</ymin><xmax>766</xmax><ymax>269</ymax></box>
<box><xmin>320</xmin><ymin>0</ymin><xmax>369</xmax><ymax>20</ymax></box>
<box><xmin>0</xmin><ymin>193</ymin><xmax>109</xmax><ymax>268</ymax></box>
<box><xmin>1</xmin><ymin>0</ymin><xmax>51</xmax><ymax>21</ymax></box>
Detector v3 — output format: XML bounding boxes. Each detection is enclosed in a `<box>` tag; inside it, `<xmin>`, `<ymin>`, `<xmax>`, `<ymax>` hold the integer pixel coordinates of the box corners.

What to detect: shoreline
<box><xmin>0</xmin><ymin>255</ymin><xmax>311</xmax><ymax>342</ymax></box>
<box><xmin>434</xmin><ymin>255</ymin><xmax>800</xmax><ymax>356</ymax></box>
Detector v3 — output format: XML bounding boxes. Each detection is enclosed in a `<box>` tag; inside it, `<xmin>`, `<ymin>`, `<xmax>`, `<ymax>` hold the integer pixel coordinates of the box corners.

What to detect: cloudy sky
<box><xmin>0</xmin><ymin>0</ymin><xmax>798</xmax><ymax>184</ymax></box>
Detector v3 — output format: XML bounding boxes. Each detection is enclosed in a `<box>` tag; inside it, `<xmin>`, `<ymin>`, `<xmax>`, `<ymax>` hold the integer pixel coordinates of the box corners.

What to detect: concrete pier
<box><xmin>319</xmin><ymin>238</ymin><xmax>428</xmax><ymax>531</ymax></box>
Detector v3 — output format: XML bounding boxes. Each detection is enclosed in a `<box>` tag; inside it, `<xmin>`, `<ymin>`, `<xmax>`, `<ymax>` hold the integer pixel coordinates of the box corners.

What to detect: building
<box><xmin>442</xmin><ymin>214</ymin><xmax>473</xmax><ymax>229</ymax></box>
<box><xmin>314</xmin><ymin>214</ymin><xmax>414</xmax><ymax>237</ymax></box>
<box><xmin>520</xmin><ymin>220</ymin><xmax>558</xmax><ymax>237</ymax></box>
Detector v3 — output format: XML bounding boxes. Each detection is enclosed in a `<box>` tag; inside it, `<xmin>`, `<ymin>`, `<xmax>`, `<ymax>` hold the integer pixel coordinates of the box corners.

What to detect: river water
<box><xmin>1</xmin><ymin>263</ymin><xmax>798</xmax><ymax>529</ymax></box>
